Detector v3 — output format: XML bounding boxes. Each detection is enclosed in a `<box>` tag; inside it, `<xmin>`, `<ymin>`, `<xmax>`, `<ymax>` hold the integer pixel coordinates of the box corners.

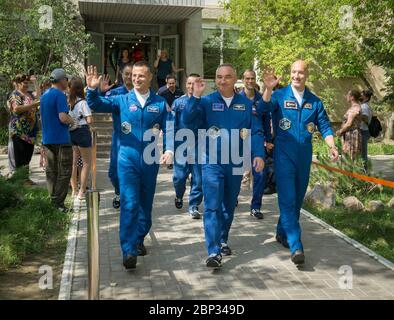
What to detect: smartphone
<box><xmin>157</xmin><ymin>49</ymin><xmax>161</xmax><ymax>56</ymax></box>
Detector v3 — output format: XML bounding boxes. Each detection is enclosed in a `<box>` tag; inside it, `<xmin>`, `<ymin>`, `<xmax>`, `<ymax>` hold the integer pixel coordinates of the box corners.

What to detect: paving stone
<box><xmin>64</xmin><ymin>160</ymin><xmax>394</xmax><ymax>300</ymax></box>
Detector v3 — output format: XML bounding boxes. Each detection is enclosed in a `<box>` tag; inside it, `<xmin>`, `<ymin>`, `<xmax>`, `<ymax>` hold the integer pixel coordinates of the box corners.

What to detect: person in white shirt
<box><xmin>68</xmin><ymin>78</ymin><xmax>93</xmax><ymax>200</ymax></box>
<box><xmin>360</xmin><ymin>90</ymin><xmax>373</xmax><ymax>170</ymax></box>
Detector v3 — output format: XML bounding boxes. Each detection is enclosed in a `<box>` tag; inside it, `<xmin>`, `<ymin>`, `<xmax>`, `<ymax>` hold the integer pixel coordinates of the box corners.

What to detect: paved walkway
<box><xmin>68</xmin><ymin>159</ymin><xmax>394</xmax><ymax>300</ymax></box>
<box><xmin>0</xmin><ymin>155</ymin><xmax>393</xmax><ymax>300</ymax></box>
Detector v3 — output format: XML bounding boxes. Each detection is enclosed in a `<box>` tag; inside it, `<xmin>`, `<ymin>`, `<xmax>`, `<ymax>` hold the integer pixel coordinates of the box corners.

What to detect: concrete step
<box><xmin>97</xmin><ymin>134</ymin><xmax>113</xmax><ymax>140</ymax></box>
<box><xmin>91</xmin><ymin>121</ymin><xmax>113</xmax><ymax>128</ymax></box>
<box><xmin>92</xmin><ymin>113</ymin><xmax>113</xmax><ymax>122</ymax></box>
<box><xmin>92</xmin><ymin>127</ymin><xmax>113</xmax><ymax>135</ymax></box>
<box><xmin>97</xmin><ymin>151</ymin><xmax>110</xmax><ymax>159</ymax></box>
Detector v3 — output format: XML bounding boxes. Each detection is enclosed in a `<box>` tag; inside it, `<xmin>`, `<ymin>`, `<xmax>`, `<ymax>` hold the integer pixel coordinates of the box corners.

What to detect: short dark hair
<box><xmin>361</xmin><ymin>89</ymin><xmax>373</xmax><ymax>101</ymax></box>
<box><xmin>188</xmin><ymin>73</ymin><xmax>200</xmax><ymax>78</ymax></box>
<box><xmin>13</xmin><ymin>74</ymin><xmax>28</xmax><ymax>84</ymax></box>
<box><xmin>122</xmin><ymin>63</ymin><xmax>133</xmax><ymax>73</ymax></box>
<box><xmin>166</xmin><ymin>74</ymin><xmax>176</xmax><ymax>81</ymax></box>
<box><xmin>133</xmin><ymin>60</ymin><xmax>152</xmax><ymax>73</ymax></box>
<box><xmin>348</xmin><ymin>89</ymin><xmax>362</xmax><ymax>102</ymax></box>
<box><xmin>242</xmin><ymin>69</ymin><xmax>256</xmax><ymax>79</ymax></box>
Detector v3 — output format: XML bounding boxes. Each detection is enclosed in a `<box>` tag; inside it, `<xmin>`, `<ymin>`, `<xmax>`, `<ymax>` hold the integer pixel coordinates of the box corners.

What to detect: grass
<box><xmin>304</xmin><ymin>187</ymin><xmax>394</xmax><ymax>263</ymax></box>
<box><xmin>313</xmin><ymin>136</ymin><xmax>394</xmax><ymax>156</ymax></box>
<box><xmin>304</xmin><ymin>203</ymin><xmax>394</xmax><ymax>263</ymax></box>
<box><xmin>0</xmin><ymin>167</ymin><xmax>70</xmax><ymax>272</ymax></box>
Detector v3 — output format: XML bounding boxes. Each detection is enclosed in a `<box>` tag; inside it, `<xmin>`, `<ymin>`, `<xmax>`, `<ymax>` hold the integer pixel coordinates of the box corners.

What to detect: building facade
<box><xmin>75</xmin><ymin>0</ymin><xmax>216</xmax><ymax>89</ymax></box>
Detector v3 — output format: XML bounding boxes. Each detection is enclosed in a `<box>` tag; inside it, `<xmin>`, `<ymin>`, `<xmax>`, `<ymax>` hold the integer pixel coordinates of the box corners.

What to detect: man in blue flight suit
<box><xmin>97</xmin><ymin>64</ymin><xmax>133</xmax><ymax>209</ymax></box>
<box><xmin>258</xmin><ymin>60</ymin><xmax>339</xmax><ymax>265</ymax></box>
<box><xmin>240</xmin><ymin>69</ymin><xmax>273</xmax><ymax>220</ymax></box>
<box><xmin>183</xmin><ymin>63</ymin><xmax>265</xmax><ymax>268</ymax></box>
<box><xmin>172</xmin><ymin>73</ymin><xmax>203</xmax><ymax>219</ymax></box>
<box><xmin>86</xmin><ymin>62</ymin><xmax>174</xmax><ymax>270</ymax></box>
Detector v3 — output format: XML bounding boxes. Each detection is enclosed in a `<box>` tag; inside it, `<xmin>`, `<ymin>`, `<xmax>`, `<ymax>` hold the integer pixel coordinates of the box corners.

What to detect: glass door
<box><xmin>159</xmin><ymin>35</ymin><xmax>180</xmax><ymax>74</ymax></box>
<box><xmin>87</xmin><ymin>32</ymin><xmax>104</xmax><ymax>74</ymax></box>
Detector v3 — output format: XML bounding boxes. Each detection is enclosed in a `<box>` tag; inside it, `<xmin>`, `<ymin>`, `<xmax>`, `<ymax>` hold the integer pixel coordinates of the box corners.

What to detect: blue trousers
<box><xmin>250</xmin><ymin>166</ymin><xmax>267</xmax><ymax>210</ymax></box>
<box><xmin>274</xmin><ymin>141</ymin><xmax>312</xmax><ymax>254</ymax></box>
<box><xmin>202</xmin><ymin>164</ymin><xmax>243</xmax><ymax>256</ymax></box>
<box><xmin>108</xmin><ymin>133</ymin><xmax>120</xmax><ymax>195</ymax></box>
<box><xmin>118</xmin><ymin>146</ymin><xmax>159</xmax><ymax>257</ymax></box>
<box><xmin>173</xmin><ymin>159</ymin><xmax>202</xmax><ymax>211</ymax></box>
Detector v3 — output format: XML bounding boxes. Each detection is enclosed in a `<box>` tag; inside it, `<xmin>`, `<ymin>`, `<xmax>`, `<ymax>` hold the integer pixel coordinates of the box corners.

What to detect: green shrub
<box><xmin>0</xmin><ymin>168</ymin><xmax>69</xmax><ymax>272</ymax></box>
<box><xmin>313</xmin><ymin>135</ymin><xmax>394</xmax><ymax>156</ymax></box>
<box><xmin>0</xmin><ymin>125</ymin><xmax>8</xmax><ymax>146</ymax></box>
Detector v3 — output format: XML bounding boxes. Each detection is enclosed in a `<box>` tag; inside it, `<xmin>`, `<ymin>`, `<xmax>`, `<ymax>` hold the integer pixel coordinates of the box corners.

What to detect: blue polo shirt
<box><xmin>40</xmin><ymin>87</ymin><xmax>71</xmax><ymax>145</ymax></box>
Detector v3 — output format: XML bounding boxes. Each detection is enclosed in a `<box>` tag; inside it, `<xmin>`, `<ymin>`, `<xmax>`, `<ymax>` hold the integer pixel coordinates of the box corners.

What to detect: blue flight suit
<box><xmin>239</xmin><ymin>89</ymin><xmax>273</xmax><ymax>211</ymax></box>
<box><xmin>87</xmin><ymin>88</ymin><xmax>173</xmax><ymax>257</ymax></box>
<box><xmin>183</xmin><ymin>91</ymin><xmax>265</xmax><ymax>256</ymax></box>
<box><xmin>172</xmin><ymin>94</ymin><xmax>203</xmax><ymax>212</ymax></box>
<box><xmin>258</xmin><ymin>85</ymin><xmax>333</xmax><ymax>254</ymax></box>
<box><xmin>97</xmin><ymin>85</ymin><xmax>130</xmax><ymax>195</ymax></box>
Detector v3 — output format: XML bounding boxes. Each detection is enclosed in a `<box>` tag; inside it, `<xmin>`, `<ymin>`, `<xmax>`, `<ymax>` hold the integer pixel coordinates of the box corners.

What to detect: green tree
<box><xmin>222</xmin><ymin>0</ymin><xmax>393</xmax><ymax>96</ymax></box>
<box><xmin>0</xmin><ymin>0</ymin><xmax>92</xmax><ymax>97</ymax></box>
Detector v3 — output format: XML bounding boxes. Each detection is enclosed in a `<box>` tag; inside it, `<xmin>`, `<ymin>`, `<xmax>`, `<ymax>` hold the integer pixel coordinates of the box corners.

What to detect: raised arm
<box><xmin>153</xmin><ymin>55</ymin><xmax>160</xmax><ymax>69</ymax></box>
<box><xmin>85</xmin><ymin>65</ymin><xmax>119</xmax><ymax>114</ymax></box>
<box><xmin>182</xmin><ymin>77</ymin><xmax>206</xmax><ymax>127</ymax></box>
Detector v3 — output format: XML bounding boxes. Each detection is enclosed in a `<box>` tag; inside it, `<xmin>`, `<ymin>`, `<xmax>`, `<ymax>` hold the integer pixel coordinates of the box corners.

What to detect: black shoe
<box><xmin>189</xmin><ymin>207</ymin><xmax>201</xmax><ymax>219</ymax></box>
<box><xmin>123</xmin><ymin>254</ymin><xmax>137</xmax><ymax>270</ymax></box>
<box><xmin>220</xmin><ymin>244</ymin><xmax>232</xmax><ymax>256</ymax></box>
<box><xmin>291</xmin><ymin>250</ymin><xmax>305</xmax><ymax>265</ymax></box>
<box><xmin>175</xmin><ymin>197</ymin><xmax>183</xmax><ymax>209</ymax></box>
<box><xmin>112</xmin><ymin>195</ymin><xmax>120</xmax><ymax>209</ymax></box>
<box><xmin>275</xmin><ymin>234</ymin><xmax>290</xmax><ymax>249</ymax></box>
<box><xmin>264</xmin><ymin>186</ymin><xmax>276</xmax><ymax>195</ymax></box>
<box><xmin>136</xmin><ymin>243</ymin><xmax>147</xmax><ymax>256</ymax></box>
<box><xmin>206</xmin><ymin>254</ymin><xmax>222</xmax><ymax>268</ymax></box>
<box><xmin>250</xmin><ymin>209</ymin><xmax>264</xmax><ymax>219</ymax></box>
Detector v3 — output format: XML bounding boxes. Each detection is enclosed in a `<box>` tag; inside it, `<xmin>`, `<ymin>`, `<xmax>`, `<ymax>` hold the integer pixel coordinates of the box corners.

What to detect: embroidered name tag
<box><xmin>121</xmin><ymin>121</ymin><xmax>132</xmax><ymax>134</ymax></box>
<box><xmin>279</xmin><ymin>118</ymin><xmax>291</xmax><ymax>131</ymax></box>
<box><xmin>147</xmin><ymin>105</ymin><xmax>160</xmax><ymax>113</ymax></box>
<box><xmin>233</xmin><ymin>104</ymin><xmax>246</xmax><ymax>111</ymax></box>
<box><xmin>129</xmin><ymin>105</ymin><xmax>138</xmax><ymax>112</ymax></box>
<box><xmin>304</xmin><ymin>103</ymin><xmax>313</xmax><ymax>109</ymax></box>
<box><xmin>212</xmin><ymin>103</ymin><xmax>224</xmax><ymax>111</ymax></box>
<box><xmin>284</xmin><ymin>100</ymin><xmax>298</xmax><ymax>109</ymax></box>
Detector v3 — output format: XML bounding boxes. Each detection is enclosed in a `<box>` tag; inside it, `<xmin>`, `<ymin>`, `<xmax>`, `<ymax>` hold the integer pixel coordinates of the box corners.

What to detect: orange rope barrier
<box><xmin>312</xmin><ymin>161</ymin><xmax>394</xmax><ymax>188</ymax></box>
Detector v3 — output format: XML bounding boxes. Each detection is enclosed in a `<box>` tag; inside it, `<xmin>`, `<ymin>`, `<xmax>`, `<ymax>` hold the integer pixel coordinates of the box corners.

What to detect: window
<box><xmin>203</xmin><ymin>27</ymin><xmax>251</xmax><ymax>79</ymax></box>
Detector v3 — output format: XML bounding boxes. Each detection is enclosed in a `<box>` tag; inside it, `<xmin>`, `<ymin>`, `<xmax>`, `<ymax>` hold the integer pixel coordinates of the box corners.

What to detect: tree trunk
<box><xmin>383</xmin><ymin>111</ymin><xmax>394</xmax><ymax>142</ymax></box>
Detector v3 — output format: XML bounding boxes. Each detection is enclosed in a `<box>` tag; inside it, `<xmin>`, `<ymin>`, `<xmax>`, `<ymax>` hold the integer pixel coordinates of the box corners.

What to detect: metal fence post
<box><xmin>87</xmin><ymin>129</ymin><xmax>100</xmax><ymax>300</ymax></box>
